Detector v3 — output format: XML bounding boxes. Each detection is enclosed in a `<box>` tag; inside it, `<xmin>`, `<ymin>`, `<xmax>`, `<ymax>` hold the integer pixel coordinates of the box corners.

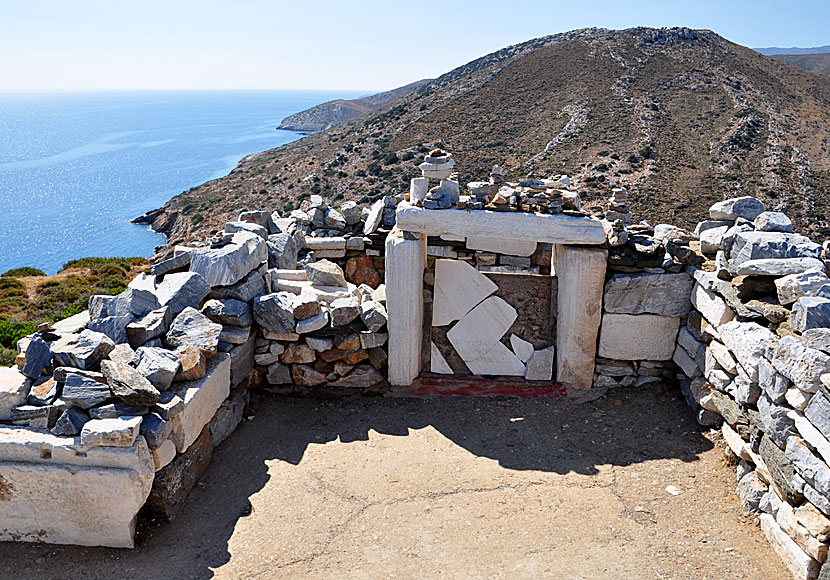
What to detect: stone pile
<box><xmin>672</xmin><ymin>196</ymin><xmax>830</xmax><ymax>580</ymax></box>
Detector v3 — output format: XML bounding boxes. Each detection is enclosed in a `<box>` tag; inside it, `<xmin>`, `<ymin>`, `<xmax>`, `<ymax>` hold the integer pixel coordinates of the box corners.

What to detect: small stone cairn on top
<box><xmin>410</xmin><ymin>149</ymin><xmax>459</xmax><ymax>209</ymax></box>
<box><xmin>602</xmin><ymin>187</ymin><xmax>632</xmax><ymax>246</ymax></box>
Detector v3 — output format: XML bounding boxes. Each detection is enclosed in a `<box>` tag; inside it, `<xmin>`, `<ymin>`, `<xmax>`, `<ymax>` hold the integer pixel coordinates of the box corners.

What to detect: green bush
<box><xmin>61</xmin><ymin>257</ymin><xmax>145</xmax><ymax>271</ymax></box>
<box><xmin>2</xmin><ymin>267</ymin><xmax>46</xmax><ymax>277</ymax></box>
<box><xmin>0</xmin><ymin>319</ymin><xmax>37</xmax><ymax>349</ymax></box>
<box><xmin>0</xmin><ymin>348</ymin><xmax>16</xmax><ymax>367</ymax></box>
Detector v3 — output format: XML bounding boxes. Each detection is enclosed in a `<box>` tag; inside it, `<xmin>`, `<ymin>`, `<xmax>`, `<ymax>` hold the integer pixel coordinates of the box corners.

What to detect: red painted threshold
<box><xmin>391</xmin><ymin>373</ymin><xmax>568</xmax><ymax>397</ymax></box>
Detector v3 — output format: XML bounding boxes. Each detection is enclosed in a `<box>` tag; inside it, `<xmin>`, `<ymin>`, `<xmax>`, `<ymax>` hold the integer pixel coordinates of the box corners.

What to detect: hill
<box><xmin>276</xmin><ymin>80</ymin><xmax>430</xmax><ymax>131</ymax></box>
<box><xmin>140</xmin><ymin>27</ymin><xmax>830</xmax><ymax>257</ymax></box>
<box><xmin>770</xmin><ymin>53</ymin><xmax>830</xmax><ymax>76</ymax></box>
<box><xmin>755</xmin><ymin>45</ymin><xmax>830</xmax><ymax>55</ymax></box>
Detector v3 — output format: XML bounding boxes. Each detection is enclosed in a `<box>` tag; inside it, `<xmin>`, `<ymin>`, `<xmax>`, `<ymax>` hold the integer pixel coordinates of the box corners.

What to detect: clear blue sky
<box><xmin>1</xmin><ymin>0</ymin><xmax>827</xmax><ymax>92</ymax></box>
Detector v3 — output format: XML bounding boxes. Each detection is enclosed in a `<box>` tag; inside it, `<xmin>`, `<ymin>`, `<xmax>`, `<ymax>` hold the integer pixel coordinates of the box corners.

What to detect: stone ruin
<box><xmin>2</xmin><ymin>150</ymin><xmax>830</xmax><ymax>579</ymax></box>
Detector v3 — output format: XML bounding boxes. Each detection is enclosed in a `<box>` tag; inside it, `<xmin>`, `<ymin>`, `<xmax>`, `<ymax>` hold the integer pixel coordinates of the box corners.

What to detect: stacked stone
<box><xmin>421</xmin><ymin>235</ymin><xmax>549</xmax><ymax>275</ymax></box>
<box><xmin>459</xmin><ymin>170</ymin><xmax>584</xmax><ymax>215</ymax></box>
<box><xmin>673</xmin><ymin>196</ymin><xmax>830</xmax><ymax>580</ymax></box>
<box><xmin>255</xmin><ymin>258</ymin><xmax>388</xmax><ymax>393</ymax></box>
<box><xmin>410</xmin><ymin>149</ymin><xmax>459</xmax><ymax>210</ymax></box>
<box><xmin>593</xmin><ymin>271</ymin><xmax>694</xmax><ymax>391</ymax></box>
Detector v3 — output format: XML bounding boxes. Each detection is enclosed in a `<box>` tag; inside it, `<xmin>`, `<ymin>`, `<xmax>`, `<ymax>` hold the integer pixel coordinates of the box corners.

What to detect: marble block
<box><xmin>447</xmin><ymin>296</ymin><xmax>517</xmax><ymax>362</ymax></box>
<box><xmin>432</xmin><ymin>259</ymin><xmax>498</xmax><ymax>327</ymax></box>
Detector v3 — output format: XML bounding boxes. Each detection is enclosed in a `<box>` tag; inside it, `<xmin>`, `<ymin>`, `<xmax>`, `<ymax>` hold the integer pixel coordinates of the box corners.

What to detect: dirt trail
<box><xmin>0</xmin><ymin>386</ymin><xmax>787</xmax><ymax>579</ymax></box>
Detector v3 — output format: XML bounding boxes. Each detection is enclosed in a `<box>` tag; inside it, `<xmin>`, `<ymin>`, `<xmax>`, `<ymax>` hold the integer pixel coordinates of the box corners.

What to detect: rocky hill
<box><xmin>771</xmin><ymin>53</ymin><xmax>830</xmax><ymax>76</ymax></box>
<box><xmin>276</xmin><ymin>80</ymin><xmax>430</xmax><ymax>132</ymax></box>
<box><xmin>139</xmin><ymin>27</ymin><xmax>830</xmax><ymax>258</ymax></box>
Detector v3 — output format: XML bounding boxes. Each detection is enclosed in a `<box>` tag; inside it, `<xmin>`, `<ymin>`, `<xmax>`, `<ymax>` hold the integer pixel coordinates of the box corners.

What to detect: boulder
<box><xmin>165</xmin><ymin>307</ymin><xmax>223</xmax><ymax>357</ymax></box>
<box><xmin>754</xmin><ymin>211</ymin><xmax>794</xmax><ymax>233</ymax></box>
<box><xmin>330</xmin><ymin>297</ymin><xmax>360</xmax><ymax>327</ymax></box>
<box><xmin>291</xmin><ymin>365</ymin><xmax>327</xmax><ymax>386</ymax></box>
<box><xmin>732</xmin><ymin>257</ymin><xmax>826</xmax><ymax>276</ymax></box>
<box><xmin>266</xmin><ymin>362</ymin><xmax>292</xmax><ymax>385</ymax></box>
<box><xmin>280</xmin><ymin>343</ymin><xmax>315</xmax><ymax>364</ymax></box>
<box><xmin>0</xmin><ymin>367</ymin><xmax>29</xmax><ymax>421</ymax></box>
<box><xmin>50</xmin><ymin>407</ymin><xmax>89</xmax><ymax>436</ymax></box>
<box><xmin>803</xmin><ymin>328</ymin><xmax>830</xmax><ymax>354</ymax></box>
<box><xmin>758</xmin><ymin>393</ymin><xmax>797</xmax><ymax>447</ymax></box>
<box><xmin>62</xmin><ymin>373</ymin><xmax>113</xmax><ymax>409</ymax></box>
<box><xmin>139</xmin><ymin>413</ymin><xmax>172</xmax><ymax>449</ymax></box>
<box><xmin>787</xmin><ymin>436</ymin><xmax>830</xmax><ymax>497</ymax></box>
<box><xmin>324</xmin><ymin>208</ymin><xmax>346</xmax><ymax>230</ymax></box>
<box><xmin>363</xmin><ymin>200</ymin><xmax>384</xmax><ymax>235</ymax></box>
<box><xmin>88</xmin><ymin>314</ymin><xmax>133</xmax><ymax>344</ymax></box>
<box><xmin>127</xmin><ymin>306</ymin><xmax>172</xmax><ymax>347</ymax></box>
<box><xmin>132</xmin><ymin>346</ymin><xmax>181</xmax><ymax>391</ymax></box>
<box><xmin>20</xmin><ymin>335</ymin><xmax>52</xmax><ymax>379</ymax></box>
<box><xmin>730</xmin><ymin>231</ymin><xmax>822</xmax><ymax>267</ymax></box>
<box><xmin>709</xmin><ymin>196</ymin><xmax>765</xmax><ymax>221</ymax></box>
<box><xmin>101</xmin><ymin>360</ymin><xmax>162</xmax><ymax>406</ymax></box>
<box><xmin>329</xmin><ymin>365</ymin><xmax>383</xmax><ymax>388</ymax></box>
<box><xmin>201</xmin><ymin>298</ymin><xmax>253</xmax><ymax>328</ymax></box>
<box><xmin>305</xmin><ymin>259</ymin><xmax>347</xmax><ymax>287</ymax></box>
<box><xmin>291</xmin><ymin>292</ymin><xmax>322</xmax><ymax>320</ymax></box>
<box><xmin>602</xmin><ymin>272</ymin><xmax>693</xmax><ymax>316</ymax></box>
<box><xmin>773</xmin><ymin>336</ymin><xmax>830</xmax><ymax>393</ymax></box>
<box><xmin>253</xmin><ymin>292</ymin><xmax>296</xmax><ymax>334</ymax></box>
<box><xmin>190</xmin><ymin>231</ymin><xmax>266</xmax><ymax>287</ymax></box>
<box><xmin>239</xmin><ymin>210</ymin><xmax>277</xmax><ymax>232</ymax></box>
<box><xmin>150</xmin><ymin>252</ymin><xmax>191</xmax><ymax>276</ymax></box>
<box><xmin>155</xmin><ymin>271</ymin><xmax>211</xmax><ymax>315</ymax></box>
<box><xmin>224</xmin><ymin>220</ymin><xmax>268</xmax><ymax>240</ymax></box>
<box><xmin>792</xmin><ymin>297</ymin><xmax>830</xmax><ymax>333</ymax></box>
<box><xmin>296</xmin><ymin>310</ymin><xmax>329</xmax><ymax>334</ymax></box>
<box><xmin>51</xmin><ymin>329</ymin><xmax>115</xmax><ymax>370</ymax></box>
<box><xmin>340</xmin><ymin>201</ymin><xmax>361</xmax><ymax>225</ymax></box>
<box><xmin>173</xmin><ymin>344</ymin><xmax>207</xmax><ymax>382</ymax></box>
<box><xmin>776</xmin><ymin>270</ymin><xmax>830</xmax><ymax>305</ymax></box>
<box><xmin>90</xmin><ymin>288</ymin><xmax>159</xmax><ymax>320</ymax></box>
<box><xmin>267</xmin><ymin>233</ymin><xmax>299</xmax><ymax>270</ymax></box>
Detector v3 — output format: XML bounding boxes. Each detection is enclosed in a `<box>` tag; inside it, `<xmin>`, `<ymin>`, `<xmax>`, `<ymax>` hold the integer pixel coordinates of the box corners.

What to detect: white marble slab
<box><xmin>432</xmin><ymin>259</ymin><xmax>498</xmax><ymax>327</ymax></box>
<box><xmin>447</xmin><ymin>296</ymin><xmax>517</xmax><ymax>362</ymax></box>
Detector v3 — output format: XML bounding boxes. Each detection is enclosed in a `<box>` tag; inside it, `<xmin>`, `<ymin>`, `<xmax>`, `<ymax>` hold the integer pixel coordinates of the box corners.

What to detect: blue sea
<box><xmin>0</xmin><ymin>90</ymin><xmax>364</xmax><ymax>274</ymax></box>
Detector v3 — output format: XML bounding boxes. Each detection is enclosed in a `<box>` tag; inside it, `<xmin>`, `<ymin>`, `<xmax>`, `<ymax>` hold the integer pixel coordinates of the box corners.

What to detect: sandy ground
<box><xmin>0</xmin><ymin>385</ymin><xmax>787</xmax><ymax>580</ymax></box>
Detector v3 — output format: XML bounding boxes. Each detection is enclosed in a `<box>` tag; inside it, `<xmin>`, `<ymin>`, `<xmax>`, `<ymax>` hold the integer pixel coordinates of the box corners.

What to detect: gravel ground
<box><xmin>0</xmin><ymin>385</ymin><xmax>788</xmax><ymax>579</ymax></box>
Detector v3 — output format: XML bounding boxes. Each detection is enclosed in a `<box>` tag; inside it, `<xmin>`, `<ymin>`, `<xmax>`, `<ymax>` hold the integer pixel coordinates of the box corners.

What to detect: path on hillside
<box><xmin>0</xmin><ymin>387</ymin><xmax>786</xmax><ymax>579</ymax></box>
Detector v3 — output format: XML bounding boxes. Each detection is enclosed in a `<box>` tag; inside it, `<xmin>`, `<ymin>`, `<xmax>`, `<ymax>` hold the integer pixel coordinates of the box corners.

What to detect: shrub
<box><xmin>0</xmin><ymin>319</ymin><xmax>38</xmax><ymax>349</ymax></box>
<box><xmin>2</xmin><ymin>267</ymin><xmax>46</xmax><ymax>277</ymax></box>
<box><xmin>0</xmin><ymin>348</ymin><xmax>16</xmax><ymax>367</ymax></box>
<box><xmin>61</xmin><ymin>257</ymin><xmax>145</xmax><ymax>271</ymax></box>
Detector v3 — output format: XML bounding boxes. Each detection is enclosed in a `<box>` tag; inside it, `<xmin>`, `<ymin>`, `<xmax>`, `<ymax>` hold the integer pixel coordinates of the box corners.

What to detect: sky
<box><xmin>1</xmin><ymin>0</ymin><xmax>828</xmax><ymax>92</ymax></box>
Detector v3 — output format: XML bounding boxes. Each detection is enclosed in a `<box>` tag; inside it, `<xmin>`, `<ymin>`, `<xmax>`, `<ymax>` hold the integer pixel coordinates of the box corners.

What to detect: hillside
<box><xmin>755</xmin><ymin>45</ymin><xmax>830</xmax><ymax>55</ymax></box>
<box><xmin>771</xmin><ymin>53</ymin><xmax>830</xmax><ymax>76</ymax></box>
<box><xmin>140</xmin><ymin>27</ymin><xmax>830</xmax><ymax>258</ymax></box>
<box><xmin>276</xmin><ymin>80</ymin><xmax>430</xmax><ymax>131</ymax></box>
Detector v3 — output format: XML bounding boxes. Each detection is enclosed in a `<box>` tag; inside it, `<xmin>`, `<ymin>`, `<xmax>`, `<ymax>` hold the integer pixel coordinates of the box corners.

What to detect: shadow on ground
<box><xmin>0</xmin><ymin>384</ymin><xmax>713</xmax><ymax>580</ymax></box>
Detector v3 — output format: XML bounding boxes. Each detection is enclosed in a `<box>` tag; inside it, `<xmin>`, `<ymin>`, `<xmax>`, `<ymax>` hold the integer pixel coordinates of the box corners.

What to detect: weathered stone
<box><xmin>803</xmin><ymin>328</ymin><xmax>830</xmax><ymax>354</ymax></box>
<box><xmin>363</xmin><ymin>199</ymin><xmax>384</xmax><ymax>235</ymax></box>
<box><xmin>20</xmin><ymin>335</ymin><xmax>52</xmax><ymax>379</ymax></box>
<box><xmin>367</xmin><ymin>347</ymin><xmax>387</xmax><ymax>370</ymax></box>
<box><xmin>794</xmin><ymin>502</ymin><xmax>830</xmax><ymax>541</ymax></box>
<box><xmin>26</xmin><ymin>376</ymin><xmax>58</xmax><ymax>406</ymax></box>
<box><xmin>101</xmin><ymin>360</ymin><xmax>161</xmax><ymax>406</ymax></box>
<box><xmin>228</xmin><ymin>334</ymin><xmax>255</xmax><ymax>387</ymax></box>
<box><xmin>792</xmin><ymin>297</ymin><xmax>830</xmax><ymax>333</ymax></box>
<box><xmin>737</xmin><ymin>471</ymin><xmax>768</xmax><ymax>513</ymax></box>
<box><xmin>759</xmin><ymin>358</ymin><xmax>789</xmax><ymax>402</ymax></box>
<box><xmin>166</xmin><ymin>307</ymin><xmax>223</xmax><ymax>357</ymax></box>
<box><xmin>155</xmin><ymin>271</ymin><xmax>211</xmax><ymax>315</ymax></box>
<box><xmin>447</xmin><ymin>296</ymin><xmax>516</xmax><ymax>362</ymax></box>
<box><xmin>132</xmin><ymin>346</ymin><xmax>181</xmax><ymax>391</ymax></box>
<box><xmin>266</xmin><ymin>362</ymin><xmax>292</xmax><ymax>385</ymax></box>
<box><xmin>805</xmin><ymin>390</ymin><xmax>830</xmax><ymax>439</ymax></box>
<box><xmin>754</xmin><ymin>211</ymin><xmax>793</xmax><ymax>233</ymax></box>
<box><xmin>758</xmin><ymin>393</ymin><xmax>797</xmax><ymax>447</ymax></box>
<box><xmin>509</xmin><ymin>335</ymin><xmax>534</xmax><ymax>363</ymax></box>
<box><xmin>174</xmin><ymin>344</ymin><xmax>207</xmax><ymax>382</ymax></box>
<box><xmin>773</xmin><ymin>336</ymin><xmax>830</xmax><ymax>393</ymax></box>
<box><xmin>0</xmin><ymin>367</ymin><xmax>30</xmax><ymax>421</ymax></box>
<box><xmin>733</xmin><ymin>257</ymin><xmax>826</xmax><ymax>277</ymax></box>
<box><xmin>758</xmin><ymin>434</ymin><xmax>804</xmax><ymax>505</ymax></box>
<box><xmin>153</xmin><ymin>391</ymin><xmax>184</xmax><ymax>420</ymax></box>
<box><xmin>709</xmin><ymin>196</ymin><xmax>765</xmax><ymax>221</ymax></box>
<box><xmin>88</xmin><ymin>314</ymin><xmax>133</xmax><ymax>345</ymax></box>
<box><xmin>209</xmin><ymin>267</ymin><xmax>268</xmax><ymax>303</ymax></box>
<box><xmin>787</xmin><ymin>436</ymin><xmax>830</xmax><ymax>498</ymax></box>
<box><xmin>790</xmin><ymin>409</ymin><xmax>830</xmax><ymax>466</ymax></box>
<box><xmin>140</xmin><ymin>412</ymin><xmax>172</xmax><ymax>449</ymax></box>
<box><xmin>291</xmin><ymin>292</ymin><xmax>322</xmax><ymax>320</ymax></box>
<box><xmin>267</xmin><ymin>233</ymin><xmax>299</xmax><ymax>270</ymax></box>
<box><xmin>225</xmin><ymin>220</ymin><xmax>268</xmax><ymax>239</ymax></box>
<box><xmin>359</xmin><ymin>300</ymin><xmax>388</xmax><ymax>333</ymax></box>
<box><xmin>722</xmin><ymin>422</ymin><xmax>752</xmax><ymax>460</ymax></box>
<box><xmin>280</xmin><ymin>343</ymin><xmax>315</xmax><ymax>364</ymax></box>
<box><xmin>50</xmin><ymin>406</ymin><xmax>89</xmax><ymax>436</ymax></box>
<box><xmin>150</xmin><ymin>252</ymin><xmax>191</xmax><ymax>276</ymax></box>
<box><xmin>253</xmin><ymin>292</ymin><xmax>296</xmax><ymax>334</ymax></box>
<box><xmin>62</xmin><ymin>373</ymin><xmax>113</xmax><ymax>409</ymax></box>
<box><xmin>598</xmin><ymin>313</ymin><xmax>679</xmax><ymax>361</ymax></box>
<box><xmin>464</xmin><ymin>341</ymin><xmax>526</xmax><ymax>376</ymax></box>
<box><xmin>219</xmin><ymin>325</ymin><xmax>250</xmax><ymax>345</ymax></box>
<box><xmin>201</xmin><ymin>298</ymin><xmax>253</xmax><ymax>328</ymax></box>
<box><xmin>330</xmin><ymin>297</ymin><xmax>360</xmax><ymax>327</ymax></box>
<box><xmin>208</xmin><ymin>390</ymin><xmax>245</xmax><ymax>446</ymax></box>
<box><xmin>731</xmin><ymin>231</ymin><xmax>821</xmax><ymax>266</ymax></box>
<box><xmin>525</xmin><ymin>346</ymin><xmax>555</xmax><ymax>381</ymax></box>
<box><xmin>777</xmin><ymin>500</ymin><xmax>828</xmax><ymax>562</ymax></box>
<box><xmin>719</xmin><ymin>320</ymin><xmax>777</xmax><ymax>382</ymax></box>
<box><xmin>305</xmin><ymin>259</ymin><xmax>347</xmax><ymax>287</ymax></box>
<box><xmin>90</xmin><ymin>288</ymin><xmax>159</xmax><ymax>321</ymax></box>
<box><xmin>170</xmin><ymin>353</ymin><xmax>230</xmax><ymax>453</ymax></box>
<box><xmin>775</xmin><ymin>270</ymin><xmax>830</xmax><ymax>306</ymax></box>
<box><xmin>126</xmin><ymin>306</ymin><xmax>172</xmax><ymax>347</ymax></box>
<box><xmin>146</xmin><ymin>425</ymin><xmax>213</xmax><ymax>522</ymax></box>
<box><xmin>385</xmin><ymin>230</ymin><xmax>425</xmax><ymax>386</ymax></box>
<box><xmin>691</xmin><ymin>284</ymin><xmax>734</xmax><ymax>327</ymax></box>
<box><xmin>305</xmin><ymin>337</ymin><xmax>332</xmax><ymax>352</ymax></box>
<box><xmin>786</xmin><ymin>387</ymin><xmax>813</xmax><ymax>411</ymax></box>
<box><xmin>432</xmin><ymin>259</ymin><xmax>498</xmax><ymax>327</ymax></box>
<box><xmin>358</xmin><ymin>332</ymin><xmax>387</xmax><ymax>350</ymax></box>
<box><xmin>344</xmin><ymin>254</ymin><xmax>382</xmax><ymax>288</ymax></box>
<box><xmin>329</xmin><ymin>364</ymin><xmax>383</xmax><ymax>388</ymax></box>
<box><xmin>291</xmin><ymin>365</ymin><xmax>328</xmax><ymax>386</ymax></box>
<box><xmin>89</xmin><ymin>401</ymin><xmax>148</xmax><ymax>420</ymax></box>
<box><xmin>699</xmin><ymin>226</ymin><xmax>729</xmax><ymax>255</ymax></box>
<box><xmin>324</xmin><ymin>207</ymin><xmax>346</xmax><ymax>230</ymax></box>
<box><xmin>81</xmin><ymin>416</ymin><xmax>142</xmax><ymax>448</ymax></box>
<box><xmin>296</xmin><ymin>310</ymin><xmax>329</xmax><ymax>334</ymax></box>
<box><xmin>340</xmin><ymin>201</ymin><xmax>361</xmax><ymax>225</ymax></box>
<box><xmin>602</xmin><ymin>272</ymin><xmax>693</xmax><ymax>316</ymax></box>
<box><xmin>51</xmin><ymin>329</ymin><xmax>115</xmax><ymax>370</ymax></box>
<box><xmin>759</xmin><ymin>514</ymin><xmax>820</xmax><ymax>580</ymax></box>
<box><xmin>189</xmin><ymin>231</ymin><xmax>267</xmax><ymax>287</ymax></box>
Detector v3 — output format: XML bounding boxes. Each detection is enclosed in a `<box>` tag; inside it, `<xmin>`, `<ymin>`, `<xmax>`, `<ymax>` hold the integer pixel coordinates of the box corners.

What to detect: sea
<box><xmin>0</xmin><ymin>90</ymin><xmax>364</xmax><ymax>275</ymax></box>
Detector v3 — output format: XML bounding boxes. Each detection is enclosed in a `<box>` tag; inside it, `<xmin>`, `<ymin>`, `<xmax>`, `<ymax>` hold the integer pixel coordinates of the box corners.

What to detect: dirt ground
<box><xmin>0</xmin><ymin>385</ymin><xmax>788</xmax><ymax>580</ymax></box>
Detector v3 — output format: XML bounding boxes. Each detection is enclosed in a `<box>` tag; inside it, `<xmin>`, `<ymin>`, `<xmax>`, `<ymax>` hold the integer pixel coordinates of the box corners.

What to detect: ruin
<box><xmin>1</xmin><ymin>151</ymin><xmax>830</xmax><ymax>579</ymax></box>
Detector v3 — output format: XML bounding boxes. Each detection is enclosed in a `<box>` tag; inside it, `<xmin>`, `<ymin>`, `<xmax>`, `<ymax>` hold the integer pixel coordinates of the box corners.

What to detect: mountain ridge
<box><xmin>755</xmin><ymin>45</ymin><xmax>830</xmax><ymax>55</ymax></box>
<box><xmin>140</xmin><ymin>27</ymin><xmax>830</xmax><ymax>259</ymax></box>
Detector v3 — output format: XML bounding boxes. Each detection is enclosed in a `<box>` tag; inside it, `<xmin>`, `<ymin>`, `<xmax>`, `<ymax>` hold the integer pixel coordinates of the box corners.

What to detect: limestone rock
<box><xmin>189</xmin><ymin>231</ymin><xmax>267</xmax><ymax>287</ymax></box>
<box><xmin>61</xmin><ymin>373</ymin><xmax>113</xmax><ymax>409</ymax></box>
<box><xmin>330</xmin><ymin>297</ymin><xmax>360</xmax><ymax>327</ymax></box>
<box><xmin>0</xmin><ymin>367</ymin><xmax>29</xmax><ymax>421</ymax></box>
<box><xmin>150</xmin><ymin>251</ymin><xmax>191</xmax><ymax>276</ymax></box>
<box><xmin>363</xmin><ymin>200</ymin><xmax>384</xmax><ymax>235</ymax></box>
<box><xmin>291</xmin><ymin>292</ymin><xmax>322</xmax><ymax>320</ymax></box>
<box><xmin>20</xmin><ymin>335</ymin><xmax>52</xmax><ymax>379</ymax></box>
<box><xmin>291</xmin><ymin>364</ymin><xmax>328</xmax><ymax>386</ymax></box>
<box><xmin>267</xmin><ymin>233</ymin><xmax>299</xmax><ymax>270</ymax></box>
<box><xmin>758</xmin><ymin>393</ymin><xmax>797</xmax><ymax>447</ymax></box>
<box><xmin>718</xmin><ymin>320</ymin><xmax>777</xmax><ymax>382</ymax></box>
<box><xmin>280</xmin><ymin>343</ymin><xmax>315</xmax><ymax>364</ymax></box>
<box><xmin>90</xmin><ymin>287</ymin><xmax>159</xmax><ymax>320</ymax></box>
<box><xmin>81</xmin><ymin>416</ymin><xmax>142</xmax><ymax>448</ymax></box>
<box><xmin>27</xmin><ymin>376</ymin><xmax>59</xmax><ymax>406</ymax></box>
<box><xmin>787</xmin><ymin>436</ymin><xmax>830</xmax><ymax>497</ymax></box>
<box><xmin>525</xmin><ymin>346</ymin><xmax>555</xmax><ymax>381</ymax></box>
<box><xmin>803</xmin><ymin>328</ymin><xmax>830</xmax><ymax>354</ymax></box>
<box><xmin>737</xmin><ymin>471</ymin><xmax>768</xmax><ymax>513</ymax></box>
<box><xmin>127</xmin><ymin>306</ymin><xmax>172</xmax><ymax>347</ymax></box>
<box><xmin>776</xmin><ymin>269</ymin><xmax>830</xmax><ymax>305</ymax></box>
<box><xmin>598</xmin><ymin>313</ymin><xmax>679</xmax><ymax>361</ymax></box>
<box><xmin>166</xmin><ymin>307</ymin><xmax>223</xmax><ymax>357</ymax></box>
<box><xmin>169</xmin><ymin>353</ymin><xmax>230</xmax><ymax>453</ymax></box>
<box><xmin>266</xmin><ymin>361</ymin><xmax>292</xmax><ymax>385</ymax></box>
<box><xmin>755</xmin><ymin>211</ymin><xmax>794</xmax><ymax>233</ymax></box>
<box><xmin>305</xmin><ymin>259</ymin><xmax>347</xmax><ymax>287</ymax></box>
<box><xmin>359</xmin><ymin>300</ymin><xmax>388</xmax><ymax>333</ymax></box>
<box><xmin>510</xmin><ymin>335</ymin><xmax>534</xmax><ymax>363</ymax></box>
<box><xmin>691</xmin><ymin>284</ymin><xmax>734</xmax><ymax>327</ymax></box>
<box><xmin>201</xmin><ymin>298</ymin><xmax>253</xmax><ymax>328</ymax></box>
<box><xmin>253</xmin><ymin>292</ymin><xmax>296</xmax><ymax>334</ymax></box>
<box><xmin>101</xmin><ymin>360</ymin><xmax>162</xmax><ymax>406</ymax></box>
<box><xmin>173</xmin><ymin>344</ymin><xmax>207</xmax><ymax>382</ymax></box>
<box><xmin>329</xmin><ymin>364</ymin><xmax>383</xmax><ymax>388</ymax></box>
<box><xmin>773</xmin><ymin>336</ymin><xmax>830</xmax><ymax>393</ymax></box>
<box><xmin>296</xmin><ymin>310</ymin><xmax>329</xmax><ymax>334</ymax></box>
<box><xmin>340</xmin><ymin>201</ymin><xmax>361</xmax><ymax>225</ymax></box>
<box><xmin>155</xmin><ymin>271</ymin><xmax>211</xmax><ymax>315</ymax></box>
<box><xmin>759</xmin><ymin>514</ymin><xmax>820</xmax><ymax>580</ymax></box>
<box><xmin>709</xmin><ymin>196</ymin><xmax>765</xmax><ymax>221</ymax></box>
<box><xmin>132</xmin><ymin>347</ymin><xmax>181</xmax><ymax>391</ymax></box>
<box><xmin>50</xmin><ymin>407</ymin><xmax>89</xmax><ymax>436</ymax></box>
<box><xmin>603</xmin><ymin>272</ymin><xmax>693</xmax><ymax>316</ymax></box>
<box><xmin>140</xmin><ymin>413</ymin><xmax>172</xmax><ymax>449</ymax></box>
<box><xmin>51</xmin><ymin>329</ymin><xmax>115</xmax><ymax>370</ymax></box>
<box><xmin>88</xmin><ymin>314</ymin><xmax>133</xmax><ymax>344</ymax></box>
<box><xmin>792</xmin><ymin>297</ymin><xmax>830</xmax><ymax>333</ymax></box>
<box><xmin>430</xmin><ymin>343</ymin><xmax>453</xmax><ymax>374</ymax></box>
<box><xmin>805</xmin><ymin>390</ymin><xmax>830</xmax><ymax>439</ymax></box>
<box><xmin>732</xmin><ymin>257</ymin><xmax>826</xmax><ymax>276</ymax></box>
<box><xmin>209</xmin><ymin>267</ymin><xmax>268</xmax><ymax>303</ymax></box>
<box><xmin>447</xmin><ymin>296</ymin><xmax>516</xmax><ymax>362</ymax></box>
<box><xmin>224</xmin><ymin>220</ymin><xmax>267</xmax><ymax>239</ymax></box>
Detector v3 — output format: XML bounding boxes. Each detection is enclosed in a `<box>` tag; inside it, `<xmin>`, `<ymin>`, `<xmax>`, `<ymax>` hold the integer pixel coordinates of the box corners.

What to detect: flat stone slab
<box><xmin>432</xmin><ymin>259</ymin><xmax>497</xmax><ymax>327</ymax></box>
<box><xmin>465</xmin><ymin>341</ymin><xmax>526</xmax><ymax>376</ymax></box>
<box><xmin>603</xmin><ymin>272</ymin><xmax>693</xmax><ymax>316</ymax></box>
<box><xmin>0</xmin><ymin>426</ymin><xmax>154</xmax><ymax>548</ymax></box>
<box><xmin>395</xmin><ymin>203</ymin><xmax>606</xmax><ymax>245</ymax></box>
<box><xmin>447</xmin><ymin>296</ymin><xmax>517</xmax><ymax>362</ymax></box>
<box><xmin>598</xmin><ymin>313</ymin><xmax>679</xmax><ymax>361</ymax></box>
<box><xmin>170</xmin><ymin>353</ymin><xmax>231</xmax><ymax>453</ymax></box>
